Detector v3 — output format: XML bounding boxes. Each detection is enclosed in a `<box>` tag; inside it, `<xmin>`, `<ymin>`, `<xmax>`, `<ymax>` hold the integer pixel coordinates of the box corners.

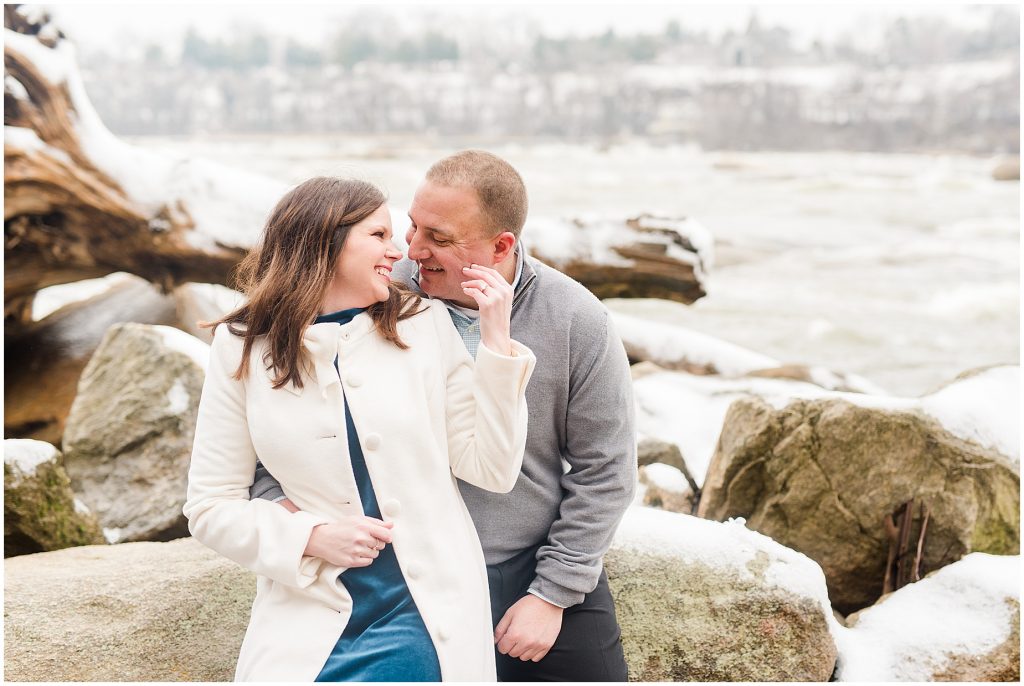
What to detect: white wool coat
<box><xmin>183</xmin><ymin>299</ymin><xmax>535</xmax><ymax>681</ymax></box>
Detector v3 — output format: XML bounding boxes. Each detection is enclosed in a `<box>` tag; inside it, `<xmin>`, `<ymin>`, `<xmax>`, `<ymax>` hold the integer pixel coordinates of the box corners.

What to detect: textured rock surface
<box><xmin>698</xmin><ymin>396</ymin><xmax>1020</xmax><ymax>613</ymax></box>
<box><xmin>4</xmin><ymin>277</ymin><xmax>178</xmax><ymax>445</ymax></box>
<box><xmin>607</xmin><ymin>507</ymin><xmax>838</xmax><ymax>681</ymax></box>
<box><xmin>62</xmin><ymin>323</ymin><xmax>209</xmax><ymax>543</ymax></box>
<box><xmin>3</xmin><ymin>439</ymin><xmax>105</xmax><ymax>556</ymax></box>
<box><xmin>6</xmin><ymin>508</ymin><xmax>840</xmax><ymax>682</ymax></box>
<box><xmin>3</xmin><ymin>538</ymin><xmax>250</xmax><ymax>681</ymax></box>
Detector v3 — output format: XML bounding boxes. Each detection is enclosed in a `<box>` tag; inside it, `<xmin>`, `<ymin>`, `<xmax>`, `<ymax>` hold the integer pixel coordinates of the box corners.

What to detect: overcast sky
<box><xmin>40</xmin><ymin>2</ymin><xmax>1003</xmax><ymax>54</ymax></box>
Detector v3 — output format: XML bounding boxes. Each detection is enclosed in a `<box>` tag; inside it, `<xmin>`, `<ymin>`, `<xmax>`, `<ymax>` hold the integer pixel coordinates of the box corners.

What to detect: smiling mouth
<box><xmin>419</xmin><ymin>264</ymin><xmax>444</xmax><ymax>273</ymax></box>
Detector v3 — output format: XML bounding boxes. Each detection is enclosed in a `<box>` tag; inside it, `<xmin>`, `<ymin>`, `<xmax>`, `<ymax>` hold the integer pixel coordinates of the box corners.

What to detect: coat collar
<box><xmin>282</xmin><ymin>314</ymin><xmax>374</xmax><ymax>397</ymax></box>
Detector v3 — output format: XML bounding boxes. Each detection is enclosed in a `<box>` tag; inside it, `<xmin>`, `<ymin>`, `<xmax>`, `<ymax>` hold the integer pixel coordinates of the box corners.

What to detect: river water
<box><xmin>134</xmin><ymin>135</ymin><xmax>1020</xmax><ymax>396</ymax></box>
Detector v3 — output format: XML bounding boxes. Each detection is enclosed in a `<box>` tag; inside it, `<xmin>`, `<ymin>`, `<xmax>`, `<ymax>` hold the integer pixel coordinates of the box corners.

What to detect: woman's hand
<box><xmin>461</xmin><ymin>264</ymin><xmax>514</xmax><ymax>355</ymax></box>
<box><xmin>304</xmin><ymin>516</ymin><xmax>394</xmax><ymax>568</ymax></box>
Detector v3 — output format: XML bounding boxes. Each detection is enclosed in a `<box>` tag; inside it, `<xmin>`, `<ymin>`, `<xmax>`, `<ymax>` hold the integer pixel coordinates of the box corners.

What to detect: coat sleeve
<box><xmin>183</xmin><ymin>325</ymin><xmax>330</xmax><ymax>587</ymax></box>
<box><xmin>435</xmin><ymin>303</ymin><xmax>536</xmax><ymax>493</ymax></box>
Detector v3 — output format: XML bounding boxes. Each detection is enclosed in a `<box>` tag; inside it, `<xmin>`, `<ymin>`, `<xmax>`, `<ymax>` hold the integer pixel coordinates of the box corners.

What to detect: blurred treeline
<box><xmin>81</xmin><ymin>8</ymin><xmax>1019</xmax><ymax>152</ymax></box>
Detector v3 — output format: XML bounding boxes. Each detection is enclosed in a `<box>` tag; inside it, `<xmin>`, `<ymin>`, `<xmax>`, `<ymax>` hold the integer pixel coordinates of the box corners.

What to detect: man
<box><xmin>252</xmin><ymin>150</ymin><xmax>636</xmax><ymax>680</ymax></box>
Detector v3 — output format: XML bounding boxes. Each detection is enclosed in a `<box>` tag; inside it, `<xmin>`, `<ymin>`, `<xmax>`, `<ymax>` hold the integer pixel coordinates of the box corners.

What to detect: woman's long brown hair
<box><xmin>210</xmin><ymin>177</ymin><xmax>423</xmax><ymax>389</ymax></box>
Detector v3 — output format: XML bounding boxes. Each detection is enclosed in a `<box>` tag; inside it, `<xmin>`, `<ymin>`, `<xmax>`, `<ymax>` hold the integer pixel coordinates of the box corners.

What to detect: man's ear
<box><xmin>492</xmin><ymin>232</ymin><xmax>517</xmax><ymax>263</ymax></box>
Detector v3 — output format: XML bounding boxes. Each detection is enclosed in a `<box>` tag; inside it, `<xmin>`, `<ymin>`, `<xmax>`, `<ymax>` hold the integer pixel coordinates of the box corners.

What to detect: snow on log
<box><xmin>3</xmin><ymin>7</ymin><xmax>281</xmax><ymax>331</ymax></box>
<box><xmin>528</xmin><ymin>213</ymin><xmax>710</xmax><ymax>304</ymax></box>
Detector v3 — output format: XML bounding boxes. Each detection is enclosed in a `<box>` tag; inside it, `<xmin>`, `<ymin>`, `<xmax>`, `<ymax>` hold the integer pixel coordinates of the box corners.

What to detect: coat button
<box><xmin>437</xmin><ymin>625</ymin><xmax>451</xmax><ymax>642</ymax></box>
<box><xmin>406</xmin><ymin>562</ymin><xmax>422</xmax><ymax>580</ymax></box>
<box><xmin>347</xmin><ymin>374</ymin><xmax>362</xmax><ymax>387</ymax></box>
<box><xmin>380</xmin><ymin>498</ymin><xmax>401</xmax><ymax>517</ymax></box>
<box><xmin>364</xmin><ymin>433</ymin><xmax>381</xmax><ymax>451</ymax></box>
<box><xmin>341</xmin><ymin>332</ymin><xmax>351</xmax><ymax>341</ymax></box>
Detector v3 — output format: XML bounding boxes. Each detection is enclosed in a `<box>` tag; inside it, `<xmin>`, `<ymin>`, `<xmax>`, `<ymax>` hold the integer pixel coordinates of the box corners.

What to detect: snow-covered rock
<box><xmin>836</xmin><ymin>553</ymin><xmax>1020</xmax><ymax>681</ymax></box>
<box><xmin>636</xmin><ymin>464</ymin><xmax>694</xmax><ymax>514</ymax></box>
<box><xmin>633</xmin><ymin>364</ymin><xmax>1019</xmax><ymax>488</ymax></box>
<box><xmin>606</xmin><ymin>506</ymin><xmax>838</xmax><ymax>680</ymax></box>
<box><xmin>62</xmin><ymin>324</ymin><xmax>210</xmax><ymax>543</ymax></box>
<box><xmin>3</xmin><ymin>439</ymin><xmax>105</xmax><ymax>556</ymax></box>
<box><xmin>698</xmin><ymin>395</ymin><xmax>1019</xmax><ymax>613</ymax></box>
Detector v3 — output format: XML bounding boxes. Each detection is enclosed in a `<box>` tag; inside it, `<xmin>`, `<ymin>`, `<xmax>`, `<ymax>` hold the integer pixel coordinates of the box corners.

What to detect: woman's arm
<box><xmin>183</xmin><ymin>325</ymin><xmax>331</xmax><ymax>587</ymax></box>
<box><xmin>442</xmin><ymin>266</ymin><xmax>536</xmax><ymax>492</ymax></box>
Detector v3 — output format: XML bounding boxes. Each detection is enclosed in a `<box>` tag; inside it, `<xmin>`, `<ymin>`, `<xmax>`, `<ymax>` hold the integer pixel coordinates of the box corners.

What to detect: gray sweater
<box><xmin>252</xmin><ymin>254</ymin><xmax>637</xmax><ymax>608</ymax></box>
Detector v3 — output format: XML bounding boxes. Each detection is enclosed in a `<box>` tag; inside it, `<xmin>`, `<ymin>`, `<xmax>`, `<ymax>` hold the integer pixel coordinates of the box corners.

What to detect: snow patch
<box><xmin>3</xmin><ymin>439</ymin><xmax>59</xmax><ymax>476</ymax></box>
<box><xmin>615</xmin><ymin>507</ymin><xmax>835</xmax><ymax>621</ymax></box>
<box><xmin>919</xmin><ymin>366</ymin><xmax>1019</xmax><ymax>465</ymax></box>
<box><xmin>5</xmin><ymin>75</ymin><xmax>29</xmax><ymax>100</ymax></box>
<box><xmin>525</xmin><ymin>214</ymin><xmax>712</xmax><ymax>285</ymax></box>
<box><xmin>152</xmin><ymin>325</ymin><xmax>210</xmax><ymax>372</ymax></box>
<box><xmin>3</xmin><ymin>29</ymin><xmax>71</xmax><ymax>86</ymax></box>
<box><xmin>32</xmin><ymin>272</ymin><xmax>137</xmax><ymax>321</ymax></box>
<box><xmin>166</xmin><ymin>379</ymin><xmax>190</xmax><ymax>415</ymax></box>
<box><xmin>614</xmin><ymin>310</ymin><xmax>779</xmax><ymax>376</ymax></box>
<box><xmin>640</xmin><ymin>463</ymin><xmax>689</xmax><ymax>493</ymax></box>
<box><xmin>834</xmin><ymin>553</ymin><xmax>1020</xmax><ymax>681</ymax></box>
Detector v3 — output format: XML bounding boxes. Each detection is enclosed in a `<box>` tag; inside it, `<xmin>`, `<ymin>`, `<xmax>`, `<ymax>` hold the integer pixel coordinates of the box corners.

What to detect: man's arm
<box><xmin>532</xmin><ymin>308</ymin><xmax>636</xmax><ymax>605</ymax></box>
<box><xmin>251</xmin><ymin>461</ymin><xmax>299</xmax><ymax>512</ymax></box>
<box><xmin>496</xmin><ymin>308</ymin><xmax>636</xmax><ymax>661</ymax></box>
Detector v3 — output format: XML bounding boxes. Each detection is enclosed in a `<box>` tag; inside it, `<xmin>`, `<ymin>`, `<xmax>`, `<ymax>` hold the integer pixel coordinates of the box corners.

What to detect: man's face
<box><xmin>406</xmin><ymin>180</ymin><xmax>500</xmax><ymax>308</ymax></box>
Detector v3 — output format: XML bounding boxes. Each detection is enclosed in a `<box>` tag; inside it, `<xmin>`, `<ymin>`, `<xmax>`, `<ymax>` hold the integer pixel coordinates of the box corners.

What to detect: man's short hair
<box><xmin>425</xmin><ymin>150</ymin><xmax>528</xmax><ymax>239</ymax></box>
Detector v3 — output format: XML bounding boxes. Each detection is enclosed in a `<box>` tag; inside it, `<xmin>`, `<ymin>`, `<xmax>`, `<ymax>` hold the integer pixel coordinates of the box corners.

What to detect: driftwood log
<box><xmin>3</xmin><ymin>6</ymin><xmax>245</xmax><ymax>334</ymax></box>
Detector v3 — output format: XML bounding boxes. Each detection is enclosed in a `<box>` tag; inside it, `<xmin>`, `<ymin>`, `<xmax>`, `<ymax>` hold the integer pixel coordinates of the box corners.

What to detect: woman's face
<box><xmin>330</xmin><ymin>203</ymin><xmax>402</xmax><ymax>308</ymax></box>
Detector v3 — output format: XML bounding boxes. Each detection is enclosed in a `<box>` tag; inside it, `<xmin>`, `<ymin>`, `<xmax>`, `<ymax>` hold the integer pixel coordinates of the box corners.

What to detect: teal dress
<box><xmin>313</xmin><ymin>307</ymin><xmax>442</xmax><ymax>683</ymax></box>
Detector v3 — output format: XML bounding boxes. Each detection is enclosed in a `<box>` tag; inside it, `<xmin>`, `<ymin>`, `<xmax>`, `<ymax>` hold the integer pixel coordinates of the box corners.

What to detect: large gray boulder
<box><xmin>5</xmin><ymin>275</ymin><xmax>179</xmax><ymax>445</ymax></box>
<box><xmin>698</xmin><ymin>396</ymin><xmax>1020</xmax><ymax>613</ymax></box>
<box><xmin>4</xmin><ymin>538</ymin><xmax>249</xmax><ymax>681</ymax></box>
<box><xmin>607</xmin><ymin>507</ymin><xmax>838</xmax><ymax>681</ymax></box>
<box><xmin>3</xmin><ymin>439</ymin><xmax>105</xmax><ymax>556</ymax></box>
<box><xmin>835</xmin><ymin>553</ymin><xmax>1019</xmax><ymax>682</ymax></box>
<box><xmin>62</xmin><ymin>323</ymin><xmax>210</xmax><ymax>543</ymax></box>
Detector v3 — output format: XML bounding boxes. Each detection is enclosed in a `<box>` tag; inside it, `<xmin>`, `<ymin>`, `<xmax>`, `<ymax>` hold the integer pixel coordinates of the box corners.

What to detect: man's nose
<box><xmin>406</xmin><ymin>227</ymin><xmax>427</xmax><ymax>259</ymax></box>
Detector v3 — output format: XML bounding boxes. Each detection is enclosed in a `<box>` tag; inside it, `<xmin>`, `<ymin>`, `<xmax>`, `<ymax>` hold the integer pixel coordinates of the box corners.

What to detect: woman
<box><xmin>183</xmin><ymin>177</ymin><xmax>535</xmax><ymax>682</ymax></box>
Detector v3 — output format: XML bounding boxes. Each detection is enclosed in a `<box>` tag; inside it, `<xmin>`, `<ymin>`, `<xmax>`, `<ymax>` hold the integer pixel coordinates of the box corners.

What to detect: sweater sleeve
<box><xmin>250</xmin><ymin>460</ymin><xmax>286</xmax><ymax>502</ymax></box>
<box><xmin>529</xmin><ymin>310</ymin><xmax>637</xmax><ymax>607</ymax></box>
<box><xmin>183</xmin><ymin>325</ymin><xmax>330</xmax><ymax>586</ymax></box>
<box><xmin>437</xmin><ymin>303</ymin><xmax>536</xmax><ymax>493</ymax></box>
